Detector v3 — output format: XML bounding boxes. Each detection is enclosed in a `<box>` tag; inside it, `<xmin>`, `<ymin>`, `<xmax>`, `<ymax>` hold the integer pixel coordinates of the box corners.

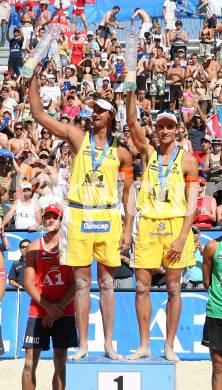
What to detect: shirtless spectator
<box><xmin>168</xmin><ymin>56</ymin><xmax>186</xmax><ymax>110</ymax></box>
<box><xmin>84</xmin><ymin>31</ymin><xmax>100</xmax><ymax>56</ymax></box>
<box><xmin>140</xmin><ymin>32</ymin><xmax>154</xmax><ymax>57</ymax></box>
<box><xmin>0</xmin><ymin>132</ymin><xmax>8</xmax><ymax>149</ymax></box>
<box><xmin>2</xmin><ymin>70</ymin><xmax>16</xmax><ymax>89</ymax></box>
<box><xmin>210</xmin><ymin>69</ymin><xmax>222</xmax><ymax>104</ymax></box>
<box><xmin>1</xmin><ymin>86</ymin><xmax>17</xmax><ymax>120</ymax></box>
<box><xmin>199</xmin><ymin>18</ymin><xmax>214</xmax><ymax>58</ymax></box>
<box><xmin>136</xmin><ymin>55</ymin><xmax>149</xmax><ymax>91</ymax></box>
<box><xmin>193</xmin><ymin>134</ymin><xmax>212</xmax><ymax>179</ymax></box>
<box><xmin>149</xmin><ymin>47</ymin><xmax>168</xmax><ymax>110</ymax></box>
<box><xmin>131</xmin><ymin>8</ymin><xmax>152</xmax><ymax>46</ymax></box>
<box><xmin>95</xmin><ymin>52</ymin><xmax>112</xmax><ymax>89</ymax></box>
<box><xmin>8</xmin><ymin>122</ymin><xmax>34</xmax><ymax>157</ymax></box>
<box><xmin>163</xmin><ymin>0</ymin><xmax>177</xmax><ymax>47</ymax></box>
<box><xmin>20</xmin><ymin>1</ymin><xmax>35</xmax><ymax>51</ymax></box>
<box><xmin>98</xmin><ymin>6</ymin><xmax>123</xmax><ymax>48</ymax></box>
<box><xmin>186</xmin><ymin>53</ymin><xmax>201</xmax><ymax>78</ymax></box>
<box><xmin>137</xmin><ymin>90</ymin><xmax>151</xmax><ymax>116</ymax></box>
<box><xmin>36</xmin><ymin>0</ymin><xmax>51</xmax><ymax>28</ymax></box>
<box><xmin>202</xmin><ymin>54</ymin><xmax>220</xmax><ymax>81</ymax></box>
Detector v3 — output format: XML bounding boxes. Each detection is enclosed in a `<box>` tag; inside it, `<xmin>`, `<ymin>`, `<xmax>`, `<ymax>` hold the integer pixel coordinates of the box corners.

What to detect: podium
<box><xmin>66</xmin><ymin>356</ymin><xmax>175</xmax><ymax>390</ymax></box>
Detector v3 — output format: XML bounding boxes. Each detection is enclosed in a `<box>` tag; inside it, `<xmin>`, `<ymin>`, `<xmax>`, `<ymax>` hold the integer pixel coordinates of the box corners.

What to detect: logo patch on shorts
<box><xmin>81</xmin><ymin>221</ymin><xmax>110</xmax><ymax>233</ymax></box>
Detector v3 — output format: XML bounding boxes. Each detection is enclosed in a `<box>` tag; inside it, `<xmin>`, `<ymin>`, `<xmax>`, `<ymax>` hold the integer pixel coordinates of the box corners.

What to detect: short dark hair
<box><xmin>152</xmin><ymin>17</ymin><xmax>158</xmax><ymax>22</ymax></box>
<box><xmin>134</xmin><ymin>8</ymin><xmax>140</xmax><ymax>12</ymax></box>
<box><xmin>14</xmin><ymin>121</ymin><xmax>23</xmax><ymax>129</ymax></box>
<box><xmin>19</xmin><ymin>239</ymin><xmax>31</xmax><ymax>249</ymax></box>
<box><xmin>113</xmin><ymin>5</ymin><xmax>120</xmax><ymax>11</ymax></box>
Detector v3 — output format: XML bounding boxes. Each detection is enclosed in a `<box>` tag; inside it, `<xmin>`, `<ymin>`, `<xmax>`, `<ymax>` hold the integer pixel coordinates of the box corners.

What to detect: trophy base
<box><xmin>21</xmin><ymin>65</ymin><xmax>34</xmax><ymax>79</ymax></box>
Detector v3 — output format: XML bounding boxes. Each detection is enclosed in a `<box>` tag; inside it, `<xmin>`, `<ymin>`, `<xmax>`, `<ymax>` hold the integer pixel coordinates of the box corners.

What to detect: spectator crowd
<box><xmin>0</xmin><ymin>1</ymin><xmax>222</xmax><ymax>289</ymax></box>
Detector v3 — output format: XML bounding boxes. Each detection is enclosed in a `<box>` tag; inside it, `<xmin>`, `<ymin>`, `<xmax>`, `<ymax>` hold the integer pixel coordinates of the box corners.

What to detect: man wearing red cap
<box><xmin>22</xmin><ymin>204</ymin><xmax>78</xmax><ymax>390</ymax></box>
<box><xmin>29</xmin><ymin>76</ymin><xmax>133</xmax><ymax>360</ymax></box>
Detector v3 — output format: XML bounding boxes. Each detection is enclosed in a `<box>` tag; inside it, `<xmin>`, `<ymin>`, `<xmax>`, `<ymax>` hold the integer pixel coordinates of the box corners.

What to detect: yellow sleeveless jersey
<box><xmin>137</xmin><ymin>148</ymin><xmax>187</xmax><ymax>219</ymax></box>
<box><xmin>68</xmin><ymin>132</ymin><xmax>120</xmax><ymax>206</ymax></box>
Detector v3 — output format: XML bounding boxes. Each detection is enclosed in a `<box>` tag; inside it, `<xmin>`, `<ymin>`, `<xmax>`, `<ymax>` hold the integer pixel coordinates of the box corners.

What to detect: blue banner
<box><xmin>1</xmin><ymin>289</ymin><xmax>210</xmax><ymax>360</ymax></box>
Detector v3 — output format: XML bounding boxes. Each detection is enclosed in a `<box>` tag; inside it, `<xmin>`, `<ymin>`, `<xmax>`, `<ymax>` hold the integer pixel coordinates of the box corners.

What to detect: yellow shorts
<box><xmin>135</xmin><ymin>216</ymin><xmax>195</xmax><ymax>269</ymax></box>
<box><xmin>59</xmin><ymin>205</ymin><xmax>122</xmax><ymax>267</ymax></box>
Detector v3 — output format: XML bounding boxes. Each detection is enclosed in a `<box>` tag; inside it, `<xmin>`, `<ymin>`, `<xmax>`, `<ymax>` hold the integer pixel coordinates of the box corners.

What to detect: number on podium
<box><xmin>98</xmin><ymin>371</ymin><xmax>141</xmax><ymax>390</ymax></box>
<box><xmin>114</xmin><ymin>375</ymin><xmax>123</xmax><ymax>390</ymax></box>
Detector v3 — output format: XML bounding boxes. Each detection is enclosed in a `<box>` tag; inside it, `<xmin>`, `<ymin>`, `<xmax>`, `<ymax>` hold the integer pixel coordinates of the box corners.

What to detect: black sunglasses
<box><xmin>20</xmin><ymin>245</ymin><xmax>28</xmax><ymax>249</ymax></box>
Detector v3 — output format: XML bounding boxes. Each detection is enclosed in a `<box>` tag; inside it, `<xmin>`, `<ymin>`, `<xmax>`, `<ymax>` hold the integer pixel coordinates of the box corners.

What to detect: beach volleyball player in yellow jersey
<box><xmin>126</xmin><ymin>91</ymin><xmax>199</xmax><ymax>362</ymax></box>
<box><xmin>29</xmin><ymin>76</ymin><xmax>133</xmax><ymax>360</ymax></box>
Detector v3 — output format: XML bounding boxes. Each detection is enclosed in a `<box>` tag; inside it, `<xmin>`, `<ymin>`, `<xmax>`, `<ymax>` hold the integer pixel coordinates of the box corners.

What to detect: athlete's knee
<box><xmin>167</xmin><ymin>280</ymin><xmax>181</xmax><ymax>297</ymax></box>
<box><xmin>23</xmin><ymin>358</ymin><xmax>38</xmax><ymax>375</ymax></box>
<box><xmin>136</xmin><ymin>279</ymin><xmax>151</xmax><ymax>295</ymax></box>
<box><xmin>98</xmin><ymin>273</ymin><xmax>114</xmax><ymax>291</ymax></box>
<box><xmin>54</xmin><ymin>357</ymin><xmax>66</xmax><ymax>373</ymax></box>
<box><xmin>75</xmin><ymin>276</ymin><xmax>91</xmax><ymax>292</ymax></box>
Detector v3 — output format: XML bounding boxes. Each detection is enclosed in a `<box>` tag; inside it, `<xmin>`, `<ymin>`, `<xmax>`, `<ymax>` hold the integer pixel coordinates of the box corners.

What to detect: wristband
<box><xmin>185</xmin><ymin>176</ymin><xmax>199</xmax><ymax>183</ymax></box>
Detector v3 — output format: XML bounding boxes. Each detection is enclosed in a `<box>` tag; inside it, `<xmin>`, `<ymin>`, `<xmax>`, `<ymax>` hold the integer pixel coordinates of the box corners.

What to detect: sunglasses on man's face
<box><xmin>23</xmin><ymin>188</ymin><xmax>31</xmax><ymax>192</ymax></box>
<box><xmin>20</xmin><ymin>245</ymin><xmax>28</xmax><ymax>249</ymax></box>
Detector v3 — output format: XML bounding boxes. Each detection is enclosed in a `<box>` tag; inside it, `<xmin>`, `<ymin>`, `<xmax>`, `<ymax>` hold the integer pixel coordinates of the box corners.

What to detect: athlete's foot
<box><xmin>104</xmin><ymin>346</ymin><xmax>123</xmax><ymax>360</ymax></box>
<box><xmin>125</xmin><ymin>346</ymin><xmax>151</xmax><ymax>360</ymax></box>
<box><xmin>164</xmin><ymin>344</ymin><xmax>180</xmax><ymax>362</ymax></box>
<box><xmin>68</xmin><ymin>348</ymin><xmax>88</xmax><ymax>361</ymax></box>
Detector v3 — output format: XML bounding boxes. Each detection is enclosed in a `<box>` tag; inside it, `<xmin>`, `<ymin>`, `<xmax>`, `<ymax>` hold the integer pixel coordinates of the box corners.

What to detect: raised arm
<box><xmin>126</xmin><ymin>91</ymin><xmax>152</xmax><ymax>156</ymax></box>
<box><xmin>29</xmin><ymin>76</ymin><xmax>84</xmax><ymax>154</ymax></box>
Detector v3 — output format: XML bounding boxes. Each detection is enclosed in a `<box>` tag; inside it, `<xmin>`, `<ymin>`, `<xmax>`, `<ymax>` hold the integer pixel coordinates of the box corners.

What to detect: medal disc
<box><xmin>90</xmin><ymin>171</ymin><xmax>98</xmax><ymax>183</ymax></box>
<box><xmin>158</xmin><ymin>189</ymin><xmax>166</xmax><ymax>202</ymax></box>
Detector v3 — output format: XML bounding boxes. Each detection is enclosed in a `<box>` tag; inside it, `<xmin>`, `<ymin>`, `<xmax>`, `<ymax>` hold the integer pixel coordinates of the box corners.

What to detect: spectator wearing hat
<box><xmin>169</xmin><ymin>20</ymin><xmax>189</xmax><ymax>60</ymax></box>
<box><xmin>194</xmin><ymin>134</ymin><xmax>212</xmax><ymax>178</ymax></box>
<box><xmin>72</xmin><ymin>0</ymin><xmax>88</xmax><ymax>32</ymax></box>
<box><xmin>84</xmin><ymin>31</ymin><xmax>100</xmax><ymax>56</ymax></box>
<box><xmin>0</xmin><ymin>0</ymin><xmax>11</xmax><ymax>47</ymax></box>
<box><xmin>193</xmin><ymin>177</ymin><xmax>217</xmax><ymax>229</ymax></box>
<box><xmin>30</xmin><ymin>150</ymin><xmax>58</xmax><ymax>209</ymax></box>
<box><xmin>36</xmin><ymin>1</ymin><xmax>51</xmax><ymax>27</ymax></box>
<box><xmin>140</xmin><ymin>31</ymin><xmax>154</xmax><ymax>58</ymax></box>
<box><xmin>41</xmin><ymin>95</ymin><xmax>61</xmax><ymax>120</ymax></box>
<box><xmin>1</xmin><ymin>86</ymin><xmax>18</xmax><ymax>121</ymax></box>
<box><xmin>188</xmin><ymin>109</ymin><xmax>207</xmax><ymax>152</ymax></box>
<box><xmin>2</xmin><ymin>70</ymin><xmax>15</xmax><ymax>89</ymax></box>
<box><xmin>1</xmin><ymin>182</ymin><xmax>42</xmax><ymax>230</ymax></box>
<box><xmin>70</xmin><ymin>30</ymin><xmax>84</xmax><ymax>66</ymax></box>
<box><xmin>95</xmin><ymin>52</ymin><xmax>112</xmax><ymax>89</ymax></box>
<box><xmin>63</xmin><ymin>92</ymin><xmax>82</xmax><ymax>119</ymax></box>
<box><xmin>40</xmin><ymin>74</ymin><xmax>61</xmax><ymax>105</ymax></box>
<box><xmin>205</xmin><ymin>137</ymin><xmax>222</xmax><ymax>187</ymax></box>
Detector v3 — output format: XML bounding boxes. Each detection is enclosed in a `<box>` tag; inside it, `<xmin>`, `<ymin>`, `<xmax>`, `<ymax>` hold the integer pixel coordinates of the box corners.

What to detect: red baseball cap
<box><xmin>44</xmin><ymin>205</ymin><xmax>63</xmax><ymax>218</ymax></box>
<box><xmin>3</xmin><ymin>70</ymin><xmax>11</xmax><ymax>76</ymax></box>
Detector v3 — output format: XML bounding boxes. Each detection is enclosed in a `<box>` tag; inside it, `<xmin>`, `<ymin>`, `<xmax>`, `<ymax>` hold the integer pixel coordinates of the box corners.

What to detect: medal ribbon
<box><xmin>158</xmin><ymin>146</ymin><xmax>178</xmax><ymax>188</ymax></box>
<box><xmin>90</xmin><ymin>132</ymin><xmax>113</xmax><ymax>171</ymax></box>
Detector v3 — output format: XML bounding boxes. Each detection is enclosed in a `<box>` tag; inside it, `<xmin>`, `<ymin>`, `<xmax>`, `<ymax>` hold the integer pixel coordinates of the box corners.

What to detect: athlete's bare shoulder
<box><xmin>26</xmin><ymin>239</ymin><xmax>40</xmax><ymax>254</ymax></box>
<box><xmin>117</xmin><ymin>141</ymin><xmax>132</xmax><ymax>167</ymax></box>
<box><xmin>204</xmin><ymin>239</ymin><xmax>218</xmax><ymax>258</ymax></box>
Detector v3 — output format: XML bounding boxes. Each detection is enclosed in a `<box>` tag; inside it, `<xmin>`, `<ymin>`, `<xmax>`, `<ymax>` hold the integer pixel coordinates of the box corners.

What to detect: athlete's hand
<box><xmin>119</xmin><ymin>230</ymin><xmax>132</xmax><ymax>252</ymax></box>
<box><xmin>42</xmin><ymin>315</ymin><xmax>55</xmax><ymax>328</ymax></box>
<box><xmin>44</xmin><ymin>302</ymin><xmax>63</xmax><ymax>319</ymax></box>
<box><xmin>166</xmin><ymin>238</ymin><xmax>185</xmax><ymax>263</ymax></box>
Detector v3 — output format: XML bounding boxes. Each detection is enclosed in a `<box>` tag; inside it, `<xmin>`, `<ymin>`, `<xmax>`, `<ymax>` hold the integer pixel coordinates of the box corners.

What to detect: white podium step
<box><xmin>66</xmin><ymin>356</ymin><xmax>175</xmax><ymax>390</ymax></box>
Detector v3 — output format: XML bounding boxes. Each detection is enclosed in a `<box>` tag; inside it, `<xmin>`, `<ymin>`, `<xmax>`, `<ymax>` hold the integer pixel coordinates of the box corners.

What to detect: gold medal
<box><xmin>90</xmin><ymin>171</ymin><xmax>98</xmax><ymax>184</ymax></box>
<box><xmin>158</xmin><ymin>189</ymin><xmax>166</xmax><ymax>202</ymax></box>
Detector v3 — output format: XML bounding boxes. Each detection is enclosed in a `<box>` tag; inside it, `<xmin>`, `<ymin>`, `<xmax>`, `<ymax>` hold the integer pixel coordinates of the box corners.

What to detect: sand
<box><xmin>0</xmin><ymin>359</ymin><xmax>212</xmax><ymax>389</ymax></box>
